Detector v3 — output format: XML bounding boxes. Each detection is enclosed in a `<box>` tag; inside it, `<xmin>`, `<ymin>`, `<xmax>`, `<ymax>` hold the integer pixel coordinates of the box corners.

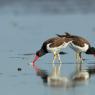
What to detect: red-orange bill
<box><xmin>32</xmin><ymin>55</ymin><xmax>39</xmax><ymax>64</ymax></box>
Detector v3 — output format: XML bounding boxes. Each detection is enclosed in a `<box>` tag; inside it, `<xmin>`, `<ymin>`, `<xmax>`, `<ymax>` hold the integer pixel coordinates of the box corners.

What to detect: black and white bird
<box><xmin>32</xmin><ymin>32</ymin><xmax>95</xmax><ymax>80</ymax></box>
<box><xmin>31</xmin><ymin>33</ymin><xmax>72</xmax><ymax>74</ymax></box>
<box><xmin>57</xmin><ymin>33</ymin><xmax>95</xmax><ymax>80</ymax></box>
<box><xmin>57</xmin><ymin>33</ymin><xmax>95</xmax><ymax>66</ymax></box>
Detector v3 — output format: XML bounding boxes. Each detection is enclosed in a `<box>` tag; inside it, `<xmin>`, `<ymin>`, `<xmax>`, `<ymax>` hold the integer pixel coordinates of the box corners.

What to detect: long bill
<box><xmin>32</xmin><ymin>55</ymin><xmax>39</xmax><ymax>71</ymax></box>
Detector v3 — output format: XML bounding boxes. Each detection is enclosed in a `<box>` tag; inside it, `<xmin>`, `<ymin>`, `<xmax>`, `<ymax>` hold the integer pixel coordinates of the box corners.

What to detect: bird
<box><xmin>31</xmin><ymin>34</ymin><xmax>73</xmax><ymax>74</ymax></box>
<box><xmin>32</xmin><ymin>32</ymin><xmax>95</xmax><ymax>77</ymax></box>
<box><xmin>57</xmin><ymin>32</ymin><xmax>95</xmax><ymax>71</ymax></box>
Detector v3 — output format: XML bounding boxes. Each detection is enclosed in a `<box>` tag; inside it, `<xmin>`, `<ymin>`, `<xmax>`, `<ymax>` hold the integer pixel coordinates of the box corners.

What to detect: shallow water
<box><xmin>0</xmin><ymin>12</ymin><xmax>95</xmax><ymax>95</ymax></box>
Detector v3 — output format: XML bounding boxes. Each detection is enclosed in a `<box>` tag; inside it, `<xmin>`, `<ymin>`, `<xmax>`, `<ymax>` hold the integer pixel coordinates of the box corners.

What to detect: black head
<box><xmin>36</xmin><ymin>49</ymin><xmax>47</xmax><ymax>57</ymax></box>
<box><xmin>32</xmin><ymin>49</ymin><xmax>47</xmax><ymax>66</ymax></box>
<box><xmin>86</xmin><ymin>47</ymin><xmax>95</xmax><ymax>55</ymax></box>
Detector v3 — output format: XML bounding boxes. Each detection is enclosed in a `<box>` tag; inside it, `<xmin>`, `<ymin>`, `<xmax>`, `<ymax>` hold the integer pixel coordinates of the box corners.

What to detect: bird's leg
<box><xmin>77</xmin><ymin>52</ymin><xmax>83</xmax><ymax>71</ymax></box>
<box><xmin>52</xmin><ymin>53</ymin><xmax>62</xmax><ymax>76</ymax></box>
<box><xmin>51</xmin><ymin>51</ymin><xmax>59</xmax><ymax>76</ymax></box>
<box><xmin>53</xmin><ymin>53</ymin><xmax>62</xmax><ymax>76</ymax></box>
<box><xmin>51</xmin><ymin>49</ymin><xmax>56</xmax><ymax>67</ymax></box>
<box><xmin>52</xmin><ymin>51</ymin><xmax>57</xmax><ymax>66</ymax></box>
<box><xmin>75</xmin><ymin>52</ymin><xmax>80</xmax><ymax>72</ymax></box>
<box><xmin>79</xmin><ymin>52</ymin><xmax>83</xmax><ymax>71</ymax></box>
<box><xmin>52</xmin><ymin>56</ymin><xmax>56</xmax><ymax>68</ymax></box>
<box><xmin>58</xmin><ymin>54</ymin><xmax>62</xmax><ymax>75</ymax></box>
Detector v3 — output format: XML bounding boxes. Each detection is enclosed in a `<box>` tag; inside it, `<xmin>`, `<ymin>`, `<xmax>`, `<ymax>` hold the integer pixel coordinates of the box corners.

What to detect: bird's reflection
<box><xmin>36</xmin><ymin>64</ymin><xmax>95</xmax><ymax>88</ymax></box>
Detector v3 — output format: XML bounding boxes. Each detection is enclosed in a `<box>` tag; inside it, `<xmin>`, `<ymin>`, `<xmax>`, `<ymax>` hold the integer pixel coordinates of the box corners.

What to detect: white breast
<box><xmin>47</xmin><ymin>41</ymin><xmax>71</xmax><ymax>53</ymax></box>
<box><xmin>69</xmin><ymin>43</ymin><xmax>89</xmax><ymax>52</ymax></box>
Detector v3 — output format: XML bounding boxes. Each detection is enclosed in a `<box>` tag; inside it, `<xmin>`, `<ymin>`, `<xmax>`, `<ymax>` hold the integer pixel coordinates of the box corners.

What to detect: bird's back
<box><xmin>41</xmin><ymin>36</ymin><xmax>71</xmax><ymax>49</ymax></box>
<box><xmin>71</xmin><ymin>35</ymin><xmax>90</xmax><ymax>47</ymax></box>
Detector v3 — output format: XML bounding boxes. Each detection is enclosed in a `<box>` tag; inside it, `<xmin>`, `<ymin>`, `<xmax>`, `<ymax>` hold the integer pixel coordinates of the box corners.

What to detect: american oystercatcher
<box><xmin>57</xmin><ymin>33</ymin><xmax>95</xmax><ymax>69</ymax></box>
<box><xmin>32</xmin><ymin>32</ymin><xmax>95</xmax><ymax>80</ymax></box>
<box><xmin>57</xmin><ymin>32</ymin><xmax>95</xmax><ymax>80</ymax></box>
<box><xmin>31</xmin><ymin>34</ymin><xmax>72</xmax><ymax>73</ymax></box>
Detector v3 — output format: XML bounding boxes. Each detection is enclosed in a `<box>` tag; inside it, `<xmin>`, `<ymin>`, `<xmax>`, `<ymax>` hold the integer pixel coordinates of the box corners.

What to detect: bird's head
<box><xmin>36</xmin><ymin>49</ymin><xmax>46</xmax><ymax>57</ymax></box>
<box><xmin>86</xmin><ymin>47</ymin><xmax>95</xmax><ymax>56</ymax></box>
<box><xmin>32</xmin><ymin>49</ymin><xmax>47</xmax><ymax>67</ymax></box>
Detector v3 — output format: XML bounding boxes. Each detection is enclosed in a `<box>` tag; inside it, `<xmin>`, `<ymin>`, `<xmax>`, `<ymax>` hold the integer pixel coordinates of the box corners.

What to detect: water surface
<box><xmin>0</xmin><ymin>11</ymin><xmax>95</xmax><ymax>95</ymax></box>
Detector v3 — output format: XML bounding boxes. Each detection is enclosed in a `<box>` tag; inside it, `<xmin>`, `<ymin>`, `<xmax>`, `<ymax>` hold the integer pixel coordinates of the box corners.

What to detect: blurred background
<box><xmin>0</xmin><ymin>0</ymin><xmax>95</xmax><ymax>14</ymax></box>
<box><xmin>0</xmin><ymin>0</ymin><xmax>95</xmax><ymax>95</ymax></box>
